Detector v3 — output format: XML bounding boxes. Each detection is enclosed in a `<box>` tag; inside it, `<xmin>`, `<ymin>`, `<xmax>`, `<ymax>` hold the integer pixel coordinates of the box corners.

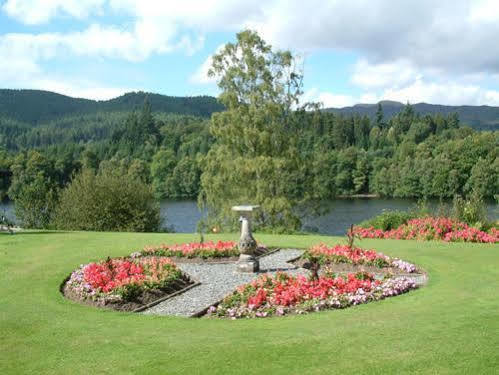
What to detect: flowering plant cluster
<box><xmin>353</xmin><ymin>217</ymin><xmax>498</xmax><ymax>243</ymax></box>
<box><xmin>305</xmin><ymin>243</ymin><xmax>416</xmax><ymax>273</ymax></box>
<box><xmin>137</xmin><ymin>241</ymin><xmax>240</xmax><ymax>258</ymax></box>
<box><xmin>208</xmin><ymin>272</ymin><xmax>417</xmax><ymax>318</ymax></box>
<box><xmin>66</xmin><ymin>256</ymin><xmax>182</xmax><ymax>303</ymax></box>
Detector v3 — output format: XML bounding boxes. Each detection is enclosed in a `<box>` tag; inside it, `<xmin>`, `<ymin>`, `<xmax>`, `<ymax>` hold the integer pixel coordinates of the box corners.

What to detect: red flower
<box><xmin>352</xmin><ymin>217</ymin><xmax>498</xmax><ymax>243</ymax></box>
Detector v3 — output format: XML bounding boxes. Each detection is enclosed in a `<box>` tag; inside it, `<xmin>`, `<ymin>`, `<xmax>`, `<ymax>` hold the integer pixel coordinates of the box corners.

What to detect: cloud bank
<box><xmin>1</xmin><ymin>0</ymin><xmax>499</xmax><ymax>104</ymax></box>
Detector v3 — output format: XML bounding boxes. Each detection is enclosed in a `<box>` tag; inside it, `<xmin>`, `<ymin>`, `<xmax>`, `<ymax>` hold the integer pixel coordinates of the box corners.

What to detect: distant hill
<box><xmin>0</xmin><ymin>89</ymin><xmax>224</xmax><ymax>125</ymax></box>
<box><xmin>1</xmin><ymin>89</ymin><xmax>498</xmax><ymax>130</ymax></box>
<box><xmin>325</xmin><ymin>101</ymin><xmax>499</xmax><ymax>130</ymax></box>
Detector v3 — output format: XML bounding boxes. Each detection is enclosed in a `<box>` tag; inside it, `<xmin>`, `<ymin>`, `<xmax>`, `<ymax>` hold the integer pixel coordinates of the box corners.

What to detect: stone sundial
<box><xmin>232</xmin><ymin>205</ymin><xmax>260</xmax><ymax>272</ymax></box>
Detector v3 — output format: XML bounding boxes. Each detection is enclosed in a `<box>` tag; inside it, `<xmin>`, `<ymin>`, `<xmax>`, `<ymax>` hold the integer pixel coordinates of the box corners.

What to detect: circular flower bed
<box><xmin>63</xmin><ymin>256</ymin><xmax>191</xmax><ymax>311</ymax></box>
<box><xmin>63</xmin><ymin>242</ymin><xmax>423</xmax><ymax>318</ymax></box>
<box><xmin>353</xmin><ymin>217</ymin><xmax>498</xmax><ymax>243</ymax></box>
<box><xmin>208</xmin><ymin>271</ymin><xmax>418</xmax><ymax>319</ymax></box>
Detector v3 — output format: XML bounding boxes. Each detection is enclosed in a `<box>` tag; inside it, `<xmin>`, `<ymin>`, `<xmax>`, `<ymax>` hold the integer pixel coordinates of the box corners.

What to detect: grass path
<box><xmin>1</xmin><ymin>231</ymin><xmax>498</xmax><ymax>374</ymax></box>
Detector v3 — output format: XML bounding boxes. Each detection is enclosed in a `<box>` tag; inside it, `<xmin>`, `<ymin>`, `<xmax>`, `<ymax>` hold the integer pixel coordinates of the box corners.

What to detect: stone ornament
<box><xmin>232</xmin><ymin>205</ymin><xmax>260</xmax><ymax>272</ymax></box>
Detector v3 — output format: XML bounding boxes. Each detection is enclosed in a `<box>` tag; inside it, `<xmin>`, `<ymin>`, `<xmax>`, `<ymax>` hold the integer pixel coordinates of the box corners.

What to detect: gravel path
<box><xmin>143</xmin><ymin>249</ymin><xmax>306</xmax><ymax>317</ymax></box>
<box><xmin>142</xmin><ymin>249</ymin><xmax>427</xmax><ymax>317</ymax></box>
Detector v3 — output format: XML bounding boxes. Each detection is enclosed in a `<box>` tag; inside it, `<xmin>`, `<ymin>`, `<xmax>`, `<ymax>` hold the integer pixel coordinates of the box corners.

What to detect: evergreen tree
<box><xmin>375</xmin><ymin>103</ymin><xmax>384</xmax><ymax>129</ymax></box>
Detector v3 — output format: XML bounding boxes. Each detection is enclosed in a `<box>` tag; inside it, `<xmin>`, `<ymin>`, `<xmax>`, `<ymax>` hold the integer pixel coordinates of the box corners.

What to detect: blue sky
<box><xmin>1</xmin><ymin>0</ymin><xmax>499</xmax><ymax>107</ymax></box>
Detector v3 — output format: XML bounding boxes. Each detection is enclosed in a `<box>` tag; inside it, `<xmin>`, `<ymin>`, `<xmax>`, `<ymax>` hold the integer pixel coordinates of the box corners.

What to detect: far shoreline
<box><xmin>337</xmin><ymin>194</ymin><xmax>380</xmax><ymax>199</ymax></box>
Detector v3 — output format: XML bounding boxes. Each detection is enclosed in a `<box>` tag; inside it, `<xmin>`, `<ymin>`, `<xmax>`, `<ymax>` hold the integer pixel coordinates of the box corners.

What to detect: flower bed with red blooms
<box><xmin>353</xmin><ymin>217</ymin><xmax>499</xmax><ymax>243</ymax></box>
<box><xmin>136</xmin><ymin>240</ymin><xmax>268</xmax><ymax>259</ymax></box>
<box><xmin>137</xmin><ymin>241</ymin><xmax>240</xmax><ymax>258</ymax></box>
<box><xmin>64</xmin><ymin>256</ymin><xmax>186</xmax><ymax>310</ymax></box>
<box><xmin>305</xmin><ymin>244</ymin><xmax>417</xmax><ymax>273</ymax></box>
<box><xmin>208</xmin><ymin>272</ymin><xmax>418</xmax><ymax>318</ymax></box>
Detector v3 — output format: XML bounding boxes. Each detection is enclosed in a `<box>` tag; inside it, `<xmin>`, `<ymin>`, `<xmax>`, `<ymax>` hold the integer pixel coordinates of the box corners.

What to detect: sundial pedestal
<box><xmin>232</xmin><ymin>205</ymin><xmax>260</xmax><ymax>273</ymax></box>
<box><xmin>236</xmin><ymin>254</ymin><xmax>259</xmax><ymax>273</ymax></box>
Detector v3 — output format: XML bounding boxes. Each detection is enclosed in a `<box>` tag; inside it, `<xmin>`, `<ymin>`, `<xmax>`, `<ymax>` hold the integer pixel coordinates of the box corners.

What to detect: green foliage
<box><xmin>150</xmin><ymin>148</ymin><xmax>177</xmax><ymax>199</ymax></box>
<box><xmin>168</xmin><ymin>157</ymin><xmax>201</xmax><ymax>198</ymax></box>
<box><xmin>52</xmin><ymin>168</ymin><xmax>160</xmax><ymax>232</ymax></box>
<box><xmin>464</xmin><ymin>156</ymin><xmax>499</xmax><ymax>197</ymax></box>
<box><xmin>452</xmin><ymin>192</ymin><xmax>489</xmax><ymax>228</ymax></box>
<box><xmin>8</xmin><ymin>151</ymin><xmax>60</xmax><ymax>228</ymax></box>
<box><xmin>358</xmin><ymin>210</ymin><xmax>419</xmax><ymax>230</ymax></box>
<box><xmin>0</xmin><ymin>84</ymin><xmax>497</xmax><ymax>211</ymax></box>
<box><xmin>0</xmin><ymin>150</ymin><xmax>12</xmax><ymax>201</ymax></box>
<box><xmin>200</xmin><ymin>30</ymin><xmax>306</xmax><ymax>231</ymax></box>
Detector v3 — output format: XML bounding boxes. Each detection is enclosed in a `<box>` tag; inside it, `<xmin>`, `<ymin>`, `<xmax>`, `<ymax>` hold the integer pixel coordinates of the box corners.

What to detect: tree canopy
<box><xmin>199</xmin><ymin>30</ymin><xmax>306</xmax><ymax>231</ymax></box>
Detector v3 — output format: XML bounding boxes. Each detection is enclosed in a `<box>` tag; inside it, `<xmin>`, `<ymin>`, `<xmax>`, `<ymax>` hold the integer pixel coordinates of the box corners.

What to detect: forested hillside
<box><xmin>0</xmin><ymin>100</ymin><xmax>496</xmax><ymax>206</ymax></box>
<box><xmin>0</xmin><ymin>89</ymin><xmax>224</xmax><ymax>125</ymax></box>
<box><xmin>326</xmin><ymin>101</ymin><xmax>499</xmax><ymax>130</ymax></box>
<box><xmin>1</xmin><ymin>89</ymin><xmax>499</xmax><ymax>130</ymax></box>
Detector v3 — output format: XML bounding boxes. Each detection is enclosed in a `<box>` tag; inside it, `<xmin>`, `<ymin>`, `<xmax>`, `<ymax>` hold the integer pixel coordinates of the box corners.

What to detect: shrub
<box><xmin>452</xmin><ymin>192</ymin><xmax>488</xmax><ymax>228</ymax></box>
<box><xmin>52</xmin><ymin>168</ymin><xmax>161</xmax><ymax>232</ymax></box>
<box><xmin>358</xmin><ymin>209</ymin><xmax>417</xmax><ymax>231</ymax></box>
<box><xmin>8</xmin><ymin>151</ymin><xmax>60</xmax><ymax>229</ymax></box>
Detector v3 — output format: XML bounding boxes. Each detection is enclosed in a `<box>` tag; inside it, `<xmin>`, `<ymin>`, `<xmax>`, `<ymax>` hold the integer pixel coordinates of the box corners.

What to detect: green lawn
<box><xmin>1</xmin><ymin>231</ymin><xmax>498</xmax><ymax>374</ymax></box>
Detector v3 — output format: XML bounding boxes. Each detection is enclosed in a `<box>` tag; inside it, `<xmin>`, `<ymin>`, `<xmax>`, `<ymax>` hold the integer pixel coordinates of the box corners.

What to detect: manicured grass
<box><xmin>1</xmin><ymin>231</ymin><xmax>498</xmax><ymax>374</ymax></box>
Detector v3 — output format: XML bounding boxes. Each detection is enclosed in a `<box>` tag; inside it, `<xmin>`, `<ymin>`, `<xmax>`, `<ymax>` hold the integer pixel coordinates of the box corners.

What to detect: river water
<box><xmin>2</xmin><ymin>198</ymin><xmax>496</xmax><ymax>236</ymax></box>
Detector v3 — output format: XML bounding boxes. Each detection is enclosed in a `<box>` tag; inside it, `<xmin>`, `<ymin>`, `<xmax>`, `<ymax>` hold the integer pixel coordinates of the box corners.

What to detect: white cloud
<box><xmin>0</xmin><ymin>33</ymin><xmax>135</xmax><ymax>100</ymax></box>
<box><xmin>189</xmin><ymin>54</ymin><xmax>216</xmax><ymax>85</ymax></box>
<box><xmin>351</xmin><ymin>59</ymin><xmax>423</xmax><ymax>90</ymax></box>
<box><xmin>4</xmin><ymin>1</ymin><xmax>499</xmax><ymax>73</ymax></box>
<box><xmin>31</xmin><ymin>78</ymin><xmax>135</xmax><ymax>100</ymax></box>
<box><xmin>3</xmin><ymin>0</ymin><xmax>105</xmax><ymax>24</ymax></box>
<box><xmin>1</xmin><ymin>72</ymin><xmax>135</xmax><ymax>100</ymax></box>
<box><xmin>317</xmin><ymin>92</ymin><xmax>356</xmax><ymax>108</ymax></box>
<box><xmin>189</xmin><ymin>45</ymin><xmax>225</xmax><ymax>85</ymax></box>
<box><xmin>468</xmin><ymin>0</ymin><xmax>499</xmax><ymax>24</ymax></box>
<box><xmin>0</xmin><ymin>25</ymin><xmax>177</xmax><ymax>63</ymax></box>
<box><xmin>4</xmin><ymin>0</ymin><xmax>499</xmax><ymax>73</ymax></box>
<box><xmin>347</xmin><ymin>57</ymin><xmax>499</xmax><ymax>106</ymax></box>
<box><xmin>2</xmin><ymin>0</ymin><xmax>499</xmax><ymax>104</ymax></box>
<box><xmin>380</xmin><ymin>79</ymin><xmax>499</xmax><ymax>106</ymax></box>
<box><xmin>37</xmin><ymin>79</ymin><xmax>137</xmax><ymax>100</ymax></box>
<box><xmin>312</xmin><ymin>79</ymin><xmax>499</xmax><ymax>108</ymax></box>
<box><xmin>245</xmin><ymin>0</ymin><xmax>499</xmax><ymax>76</ymax></box>
<box><xmin>302</xmin><ymin>88</ymin><xmax>355</xmax><ymax>108</ymax></box>
<box><xmin>1</xmin><ymin>3</ymin><xmax>212</xmax><ymax>63</ymax></box>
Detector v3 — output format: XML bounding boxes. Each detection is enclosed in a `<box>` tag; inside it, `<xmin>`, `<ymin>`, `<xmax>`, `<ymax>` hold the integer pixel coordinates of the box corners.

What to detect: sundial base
<box><xmin>236</xmin><ymin>254</ymin><xmax>259</xmax><ymax>273</ymax></box>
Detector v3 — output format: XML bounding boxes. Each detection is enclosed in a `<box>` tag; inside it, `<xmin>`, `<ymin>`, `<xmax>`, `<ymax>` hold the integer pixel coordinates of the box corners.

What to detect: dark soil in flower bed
<box><xmin>62</xmin><ymin>274</ymin><xmax>195</xmax><ymax>312</ymax></box>
<box><xmin>294</xmin><ymin>257</ymin><xmax>423</xmax><ymax>276</ymax></box>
